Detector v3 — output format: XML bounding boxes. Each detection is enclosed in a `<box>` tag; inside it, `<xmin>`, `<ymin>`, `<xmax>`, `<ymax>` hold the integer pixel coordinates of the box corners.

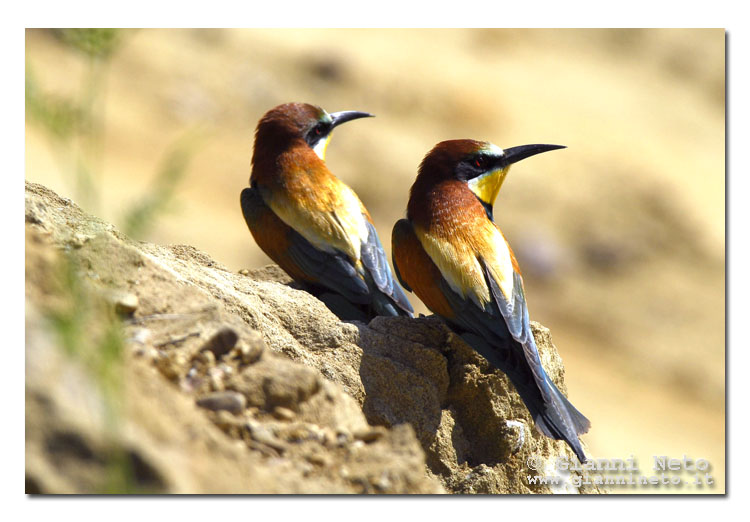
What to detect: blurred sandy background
<box><xmin>25</xmin><ymin>28</ymin><xmax>725</xmax><ymax>493</ymax></box>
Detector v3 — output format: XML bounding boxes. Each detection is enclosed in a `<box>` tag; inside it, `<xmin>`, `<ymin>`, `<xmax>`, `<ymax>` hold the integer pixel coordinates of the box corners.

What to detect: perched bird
<box><xmin>241</xmin><ymin>102</ymin><xmax>413</xmax><ymax>320</ymax></box>
<box><xmin>392</xmin><ymin>139</ymin><xmax>590</xmax><ymax>462</ymax></box>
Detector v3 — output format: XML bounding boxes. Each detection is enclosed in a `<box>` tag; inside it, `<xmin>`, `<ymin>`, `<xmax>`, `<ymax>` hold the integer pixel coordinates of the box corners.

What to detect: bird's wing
<box><xmin>393</xmin><ymin>218</ymin><xmax>551</xmax><ymax>402</ymax></box>
<box><xmin>240</xmin><ymin>187</ymin><xmax>370</xmax><ymax>303</ymax></box>
<box><xmin>261</xmin><ymin>178</ymin><xmax>368</xmax><ymax>263</ymax></box>
<box><xmin>360</xmin><ymin>219</ymin><xmax>414</xmax><ymax>315</ymax></box>
<box><xmin>479</xmin><ymin>255</ymin><xmax>550</xmax><ymax>401</ymax></box>
<box><xmin>263</xmin><ymin>171</ymin><xmax>412</xmax><ymax>316</ymax></box>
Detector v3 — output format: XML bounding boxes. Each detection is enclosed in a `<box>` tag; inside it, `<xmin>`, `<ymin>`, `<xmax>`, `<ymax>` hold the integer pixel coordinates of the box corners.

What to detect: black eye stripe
<box><xmin>454</xmin><ymin>153</ymin><xmax>499</xmax><ymax>181</ymax></box>
<box><xmin>305</xmin><ymin>121</ymin><xmax>332</xmax><ymax>148</ymax></box>
<box><xmin>469</xmin><ymin>154</ymin><xmax>486</xmax><ymax>171</ymax></box>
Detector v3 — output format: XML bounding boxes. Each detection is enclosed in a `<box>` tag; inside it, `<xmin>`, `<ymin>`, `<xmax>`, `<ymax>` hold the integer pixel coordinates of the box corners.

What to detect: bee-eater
<box><xmin>241</xmin><ymin>102</ymin><xmax>413</xmax><ymax>320</ymax></box>
<box><xmin>392</xmin><ymin>139</ymin><xmax>589</xmax><ymax>462</ymax></box>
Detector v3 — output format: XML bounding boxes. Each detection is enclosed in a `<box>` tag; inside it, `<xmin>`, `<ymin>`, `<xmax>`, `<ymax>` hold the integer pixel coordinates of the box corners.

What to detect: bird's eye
<box><xmin>474</xmin><ymin>156</ymin><xmax>486</xmax><ymax>169</ymax></box>
<box><xmin>313</xmin><ymin>122</ymin><xmax>328</xmax><ymax>136</ymax></box>
<box><xmin>305</xmin><ymin>122</ymin><xmax>330</xmax><ymax>148</ymax></box>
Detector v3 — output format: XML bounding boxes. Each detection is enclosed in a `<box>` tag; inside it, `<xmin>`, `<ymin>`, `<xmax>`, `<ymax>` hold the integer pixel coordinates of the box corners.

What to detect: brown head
<box><xmin>251</xmin><ymin>102</ymin><xmax>373</xmax><ymax>177</ymax></box>
<box><xmin>408</xmin><ymin>139</ymin><xmax>565</xmax><ymax>223</ymax></box>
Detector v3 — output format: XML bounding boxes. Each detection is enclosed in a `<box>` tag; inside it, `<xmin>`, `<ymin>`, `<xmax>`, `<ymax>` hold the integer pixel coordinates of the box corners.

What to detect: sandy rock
<box><xmin>226</xmin><ymin>357</ymin><xmax>321</xmax><ymax>412</ymax></box>
<box><xmin>25</xmin><ymin>181</ymin><xmax>603</xmax><ymax>494</ymax></box>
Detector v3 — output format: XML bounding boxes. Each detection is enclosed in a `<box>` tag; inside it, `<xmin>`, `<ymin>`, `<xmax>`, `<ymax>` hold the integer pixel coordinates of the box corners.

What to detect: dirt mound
<box><xmin>25</xmin><ymin>181</ymin><xmax>603</xmax><ymax>494</ymax></box>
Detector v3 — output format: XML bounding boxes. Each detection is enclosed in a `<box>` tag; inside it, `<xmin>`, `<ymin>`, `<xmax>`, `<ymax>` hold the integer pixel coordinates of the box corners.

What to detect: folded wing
<box><xmin>242</xmin><ymin>186</ymin><xmax>412</xmax><ymax>317</ymax></box>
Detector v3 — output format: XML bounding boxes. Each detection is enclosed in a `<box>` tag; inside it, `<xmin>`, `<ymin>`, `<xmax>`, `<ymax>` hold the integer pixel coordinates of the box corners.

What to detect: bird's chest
<box><xmin>416</xmin><ymin>188</ymin><xmax>515</xmax><ymax>307</ymax></box>
<box><xmin>425</xmin><ymin>188</ymin><xmax>488</xmax><ymax>243</ymax></box>
<box><xmin>270</xmin><ymin>161</ymin><xmax>330</xmax><ymax>210</ymax></box>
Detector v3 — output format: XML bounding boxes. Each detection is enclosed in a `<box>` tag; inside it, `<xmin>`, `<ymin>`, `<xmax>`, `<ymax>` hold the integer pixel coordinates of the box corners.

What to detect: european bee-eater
<box><xmin>241</xmin><ymin>102</ymin><xmax>413</xmax><ymax>320</ymax></box>
<box><xmin>392</xmin><ymin>139</ymin><xmax>590</xmax><ymax>462</ymax></box>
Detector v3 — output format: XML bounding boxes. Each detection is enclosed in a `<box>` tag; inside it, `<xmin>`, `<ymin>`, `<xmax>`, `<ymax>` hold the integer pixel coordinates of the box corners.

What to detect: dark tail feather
<box><xmin>458</xmin><ymin>332</ymin><xmax>589</xmax><ymax>463</ymax></box>
<box><xmin>549</xmin><ymin>379</ymin><xmax>590</xmax><ymax>435</ymax></box>
<box><xmin>363</xmin><ymin>272</ymin><xmax>413</xmax><ymax>318</ymax></box>
<box><xmin>314</xmin><ymin>291</ymin><xmax>370</xmax><ymax>322</ymax></box>
<box><xmin>370</xmin><ymin>289</ymin><xmax>412</xmax><ymax>318</ymax></box>
<box><xmin>533</xmin><ymin>377</ymin><xmax>590</xmax><ymax>463</ymax></box>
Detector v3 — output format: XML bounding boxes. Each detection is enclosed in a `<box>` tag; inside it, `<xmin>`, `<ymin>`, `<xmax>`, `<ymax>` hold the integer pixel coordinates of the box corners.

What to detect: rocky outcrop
<box><xmin>25</xmin><ymin>181</ymin><xmax>603</xmax><ymax>494</ymax></box>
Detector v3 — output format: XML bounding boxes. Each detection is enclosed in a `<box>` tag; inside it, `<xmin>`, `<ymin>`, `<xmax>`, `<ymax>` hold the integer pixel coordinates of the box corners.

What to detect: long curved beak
<box><xmin>330</xmin><ymin>110</ymin><xmax>374</xmax><ymax>128</ymax></box>
<box><xmin>469</xmin><ymin>144</ymin><xmax>565</xmax><ymax>207</ymax></box>
<box><xmin>501</xmin><ymin>144</ymin><xmax>566</xmax><ymax>167</ymax></box>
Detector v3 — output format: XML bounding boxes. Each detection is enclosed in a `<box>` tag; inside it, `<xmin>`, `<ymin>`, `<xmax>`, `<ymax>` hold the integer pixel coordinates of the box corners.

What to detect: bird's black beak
<box><xmin>329</xmin><ymin>110</ymin><xmax>374</xmax><ymax>128</ymax></box>
<box><xmin>502</xmin><ymin>144</ymin><xmax>566</xmax><ymax>167</ymax></box>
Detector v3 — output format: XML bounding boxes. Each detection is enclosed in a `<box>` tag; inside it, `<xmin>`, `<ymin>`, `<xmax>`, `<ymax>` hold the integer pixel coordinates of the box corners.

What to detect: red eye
<box><xmin>315</xmin><ymin>127</ymin><xmax>322</xmax><ymax>135</ymax></box>
<box><xmin>475</xmin><ymin>159</ymin><xmax>482</xmax><ymax>168</ymax></box>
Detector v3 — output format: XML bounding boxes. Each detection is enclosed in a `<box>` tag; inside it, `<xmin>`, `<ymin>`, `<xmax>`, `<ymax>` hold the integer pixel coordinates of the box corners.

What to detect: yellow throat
<box><xmin>467</xmin><ymin>165</ymin><xmax>511</xmax><ymax>205</ymax></box>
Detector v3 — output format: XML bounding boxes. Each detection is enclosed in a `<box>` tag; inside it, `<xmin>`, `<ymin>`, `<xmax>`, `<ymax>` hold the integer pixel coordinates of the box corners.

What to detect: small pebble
<box><xmin>196</xmin><ymin>391</ymin><xmax>247</xmax><ymax>414</ymax></box>
<box><xmin>173</xmin><ymin>352</ymin><xmax>188</xmax><ymax>367</ymax></box>
<box><xmin>200</xmin><ymin>327</ymin><xmax>239</xmax><ymax>358</ymax></box>
<box><xmin>320</xmin><ymin>428</ymin><xmax>336</xmax><ymax>447</ymax></box>
<box><xmin>304</xmin><ymin>424</ymin><xmax>326</xmax><ymax>444</ymax></box>
<box><xmin>353</xmin><ymin>427</ymin><xmax>386</xmax><ymax>443</ymax></box>
<box><xmin>272</xmin><ymin>407</ymin><xmax>295</xmax><ymax>421</ymax></box>
<box><xmin>236</xmin><ymin>331</ymin><xmax>265</xmax><ymax>364</ymax></box>
<box><xmin>197</xmin><ymin>350</ymin><xmax>215</xmax><ymax>366</ymax></box>
<box><xmin>306</xmin><ymin>453</ymin><xmax>328</xmax><ymax>467</ymax></box>
<box><xmin>155</xmin><ymin>353</ymin><xmax>180</xmax><ymax>381</ymax></box>
<box><xmin>212</xmin><ymin>411</ymin><xmax>243</xmax><ymax>436</ymax></box>
<box><xmin>208</xmin><ymin>367</ymin><xmax>225</xmax><ymax>391</ymax></box>
<box><xmin>246</xmin><ymin>422</ymin><xmax>287</xmax><ymax>452</ymax></box>
<box><xmin>106</xmin><ymin>290</ymin><xmax>139</xmax><ymax>316</ymax></box>
<box><xmin>238</xmin><ymin>268</ymin><xmax>250</xmax><ymax>276</ymax></box>
<box><xmin>129</xmin><ymin>328</ymin><xmax>151</xmax><ymax>345</ymax></box>
<box><xmin>298</xmin><ymin>461</ymin><xmax>313</xmax><ymax>477</ymax></box>
<box><xmin>284</xmin><ymin>425</ymin><xmax>315</xmax><ymax>443</ymax></box>
<box><xmin>70</xmin><ymin>232</ymin><xmax>91</xmax><ymax>248</ymax></box>
<box><xmin>374</xmin><ymin>472</ymin><xmax>392</xmax><ymax>491</ymax></box>
<box><xmin>336</xmin><ymin>431</ymin><xmax>351</xmax><ymax>446</ymax></box>
<box><xmin>182</xmin><ymin>367</ymin><xmax>203</xmax><ymax>393</ymax></box>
